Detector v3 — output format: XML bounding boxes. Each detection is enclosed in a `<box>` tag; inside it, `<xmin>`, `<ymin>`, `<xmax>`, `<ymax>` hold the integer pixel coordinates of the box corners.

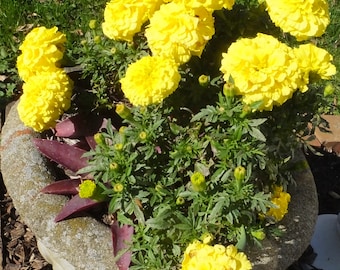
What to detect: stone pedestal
<box><xmin>0</xmin><ymin>102</ymin><xmax>117</xmax><ymax>270</ymax></box>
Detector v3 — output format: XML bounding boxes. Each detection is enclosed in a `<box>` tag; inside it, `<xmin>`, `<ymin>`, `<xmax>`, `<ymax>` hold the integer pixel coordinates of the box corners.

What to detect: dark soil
<box><xmin>0</xmin><ymin>147</ymin><xmax>339</xmax><ymax>269</ymax></box>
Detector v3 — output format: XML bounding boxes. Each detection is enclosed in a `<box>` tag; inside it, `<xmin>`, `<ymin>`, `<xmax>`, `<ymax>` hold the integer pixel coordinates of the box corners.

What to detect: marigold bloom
<box><xmin>145</xmin><ymin>2</ymin><xmax>215</xmax><ymax>64</ymax></box>
<box><xmin>120</xmin><ymin>56</ymin><xmax>181</xmax><ymax>106</ymax></box>
<box><xmin>220</xmin><ymin>33</ymin><xmax>303</xmax><ymax>111</ymax></box>
<box><xmin>293</xmin><ymin>43</ymin><xmax>336</xmax><ymax>85</ymax></box>
<box><xmin>173</xmin><ymin>0</ymin><xmax>235</xmax><ymax>11</ymax></box>
<box><xmin>181</xmin><ymin>241</ymin><xmax>252</xmax><ymax>270</ymax></box>
<box><xmin>102</xmin><ymin>0</ymin><xmax>163</xmax><ymax>42</ymax></box>
<box><xmin>79</xmin><ymin>180</ymin><xmax>97</xmax><ymax>199</ymax></box>
<box><xmin>17</xmin><ymin>26</ymin><xmax>66</xmax><ymax>82</ymax></box>
<box><xmin>266</xmin><ymin>186</ymin><xmax>291</xmax><ymax>221</ymax></box>
<box><xmin>190</xmin><ymin>172</ymin><xmax>206</xmax><ymax>192</ymax></box>
<box><xmin>264</xmin><ymin>0</ymin><xmax>330</xmax><ymax>41</ymax></box>
<box><xmin>17</xmin><ymin>70</ymin><xmax>73</xmax><ymax>132</ymax></box>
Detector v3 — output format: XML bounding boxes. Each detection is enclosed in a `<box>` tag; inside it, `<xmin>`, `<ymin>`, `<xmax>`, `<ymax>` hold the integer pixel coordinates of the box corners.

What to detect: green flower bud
<box><xmin>251</xmin><ymin>229</ymin><xmax>266</xmax><ymax>240</ymax></box>
<box><xmin>94</xmin><ymin>35</ymin><xmax>101</xmax><ymax>44</ymax></box>
<box><xmin>139</xmin><ymin>131</ymin><xmax>147</xmax><ymax>141</ymax></box>
<box><xmin>94</xmin><ymin>133</ymin><xmax>105</xmax><ymax>146</ymax></box>
<box><xmin>223</xmin><ymin>82</ymin><xmax>236</xmax><ymax>97</ymax></box>
<box><xmin>113</xmin><ymin>183</ymin><xmax>124</xmax><ymax>193</ymax></box>
<box><xmin>115</xmin><ymin>103</ymin><xmax>132</xmax><ymax>120</ymax></box>
<box><xmin>198</xmin><ymin>75</ymin><xmax>210</xmax><ymax>87</ymax></box>
<box><xmin>89</xmin><ymin>19</ymin><xmax>97</xmax><ymax>29</ymax></box>
<box><xmin>234</xmin><ymin>166</ymin><xmax>246</xmax><ymax>191</ymax></box>
<box><xmin>324</xmin><ymin>83</ymin><xmax>335</xmax><ymax>97</ymax></box>
<box><xmin>190</xmin><ymin>172</ymin><xmax>206</xmax><ymax>192</ymax></box>
<box><xmin>110</xmin><ymin>162</ymin><xmax>119</xmax><ymax>171</ymax></box>
<box><xmin>176</xmin><ymin>196</ymin><xmax>185</xmax><ymax>205</ymax></box>
<box><xmin>114</xmin><ymin>143</ymin><xmax>123</xmax><ymax>151</ymax></box>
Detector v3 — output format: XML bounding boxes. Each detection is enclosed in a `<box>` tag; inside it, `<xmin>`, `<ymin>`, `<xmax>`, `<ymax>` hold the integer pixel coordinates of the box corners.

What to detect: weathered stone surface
<box><xmin>246</xmin><ymin>151</ymin><xmax>318</xmax><ymax>270</ymax></box>
<box><xmin>0</xmin><ymin>102</ymin><xmax>117</xmax><ymax>270</ymax></box>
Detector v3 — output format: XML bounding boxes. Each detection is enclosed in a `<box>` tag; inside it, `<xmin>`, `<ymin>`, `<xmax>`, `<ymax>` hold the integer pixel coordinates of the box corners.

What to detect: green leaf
<box><xmin>249</xmin><ymin>127</ymin><xmax>266</xmax><ymax>142</ymax></box>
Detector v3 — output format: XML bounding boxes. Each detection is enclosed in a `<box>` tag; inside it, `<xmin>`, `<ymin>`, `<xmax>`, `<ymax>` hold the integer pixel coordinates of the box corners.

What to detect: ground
<box><xmin>0</xmin><ymin>148</ymin><xmax>340</xmax><ymax>269</ymax></box>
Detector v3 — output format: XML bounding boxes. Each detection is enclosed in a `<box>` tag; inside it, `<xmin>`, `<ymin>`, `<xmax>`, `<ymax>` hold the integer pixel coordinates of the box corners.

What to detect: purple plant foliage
<box><xmin>41</xmin><ymin>179</ymin><xmax>82</xmax><ymax>195</ymax></box>
<box><xmin>111</xmin><ymin>221</ymin><xmax>134</xmax><ymax>270</ymax></box>
<box><xmin>33</xmin><ymin>138</ymin><xmax>89</xmax><ymax>173</ymax></box>
<box><xmin>54</xmin><ymin>194</ymin><xmax>104</xmax><ymax>222</ymax></box>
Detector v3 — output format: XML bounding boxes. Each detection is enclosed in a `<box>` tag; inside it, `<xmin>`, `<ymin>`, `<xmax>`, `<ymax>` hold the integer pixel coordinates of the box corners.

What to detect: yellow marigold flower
<box><xmin>16</xmin><ymin>26</ymin><xmax>66</xmax><ymax>82</ymax></box>
<box><xmin>102</xmin><ymin>0</ymin><xmax>163</xmax><ymax>42</ymax></box>
<box><xmin>266</xmin><ymin>186</ymin><xmax>291</xmax><ymax>222</ymax></box>
<box><xmin>145</xmin><ymin>2</ymin><xmax>215</xmax><ymax>65</ymax></box>
<box><xmin>181</xmin><ymin>241</ymin><xmax>252</xmax><ymax>270</ymax></box>
<box><xmin>293</xmin><ymin>43</ymin><xmax>336</xmax><ymax>86</ymax></box>
<box><xmin>79</xmin><ymin>180</ymin><xmax>97</xmax><ymax>199</ymax></box>
<box><xmin>220</xmin><ymin>33</ymin><xmax>303</xmax><ymax>111</ymax></box>
<box><xmin>173</xmin><ymin>0</ymin><xmax>235</xmax><ymax>11</ymax></box>
<box><xmin>120</xmin><ymin>56</ymin><xmax>181</xmax><ymax>106</ymax></box>
<box><xmin>264</xmin><ymin>0</ymin><xmax>330</xmax><ymax>41</ymax></box>
<box><xmin>17</xmin><ymin>70</ymin><xmax>73</xmax><ymax>132</ymax></box>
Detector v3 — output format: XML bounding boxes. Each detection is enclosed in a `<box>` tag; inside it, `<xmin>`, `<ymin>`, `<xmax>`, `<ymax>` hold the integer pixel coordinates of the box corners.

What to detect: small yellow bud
<box><xmin>198</xmin><ymin>75</ymin><xmax>210</xmax><ymax>87</ymax></box>
<box><xmin>119</xmin><ymin>126</ymin><xmax>126</xmax><ymax>134</ymax></box>
<box><xmin>110</xmin><ymin>162</ymin><xmax>119</xmax><ymax>170</ymax></box>
<box><xmin>324</xmin><ymin>83</ymin><xmax>335</xmax><ymax>97</ymax></box>
<box><xmin>114</xmin><ymin>143</ymin><xmax>123</xmax><ymax>151</ymax></box>
<box><xmin>251</xmin><ymin>229</ymin><xmax>266</xmax><ymax>240</ymax></box>
<box><xmin>110</xmin><ymin>47</ymin><xmax>117</xmax><ymax>54</ymax></box>
<box><xmin>201</xmin><ymin>233</ymin><xmax>214</xmax><ymax>244</ymax></box>
<box><xmin>113</xmin><ymin>183</ymin><xmax>124</xmax><ymax>192</ymax></box>
<box><xmin>116</xmin><ymin>103</ymin><xmax>132</xmax><ymax>120</ymax></box>
<box><xmin>94</xmin><ymin>35</ymin><xmax>101</xmax><ymax>44</ymax></box>
<box><xmin>176</xmin><ymin>197</ymin><xmax>185</xmax><ymax>205</ymax></box>
<box><xmin>89</xmin><ymin>20</ymin><xmax>97</xmax><ymax>29</ymax></box>
<box><xmin>94</xmin><ymin>133</ymin><xmax>105</xmax><ymax>146</ymax></box>
<box><xmin>80</xmin><ymin>39</ymin><xmax>87</xmax><ymax>45</ymax></box>
<box><xmin>139</xmin><ymin>131</ymin><xmax>147</xmax><ymax>141</ymax></box>
<box><xmin>190</xmin><ymin>172</ymin><xmax>206</xmax><ymax>192</ymax></box>
<box><xmin>234</xmin><ymin>166</ymin><xmax>246</xmax><ymax>182</ymax></box>
<box><xmin>223</xmin><ymin>82</ymin><xmax>236</xmax><ymax>97</ymax></box>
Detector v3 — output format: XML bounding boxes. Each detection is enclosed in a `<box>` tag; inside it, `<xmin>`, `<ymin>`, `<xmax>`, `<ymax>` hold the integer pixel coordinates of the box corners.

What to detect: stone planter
<box><xmin>1</xmin><ymin>102</ymin><xmax>318</xmax><ymax>270</ymax></box>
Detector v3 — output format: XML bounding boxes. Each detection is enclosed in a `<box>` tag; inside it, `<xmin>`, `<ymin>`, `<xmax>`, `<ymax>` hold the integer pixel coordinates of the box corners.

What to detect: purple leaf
<box><xmin>33</xmin><ymin>138</ymin><xmax>88</xmax><ymax>173</ymax></box>
<box><xmin>55</xmin><ymin>114</ymin><xmax>105</xmax><ymax>138</ymax></box>
<box><xmin>41</xmin><ymin>179</ymin><xmax>81</xmax><ymax>195</ymax></box>
<box><xmin>54</xmin><ymin>194</ymin><xmax>102</xmax><ymax>222</ymax></box>
<box><xmin>85</xmin><ymin>135</ymin><xmax>97</xmax><ymax>150</ymax></box>
<box><xmin>111</xmin><ymin>221</ymin><xmax>133</xmax><ymax>270</ymax></box>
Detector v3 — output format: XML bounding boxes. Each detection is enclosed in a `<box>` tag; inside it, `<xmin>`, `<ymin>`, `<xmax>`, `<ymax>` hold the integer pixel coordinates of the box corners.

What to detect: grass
<box><xmin>0</xmin><ymin>0</ymin><xmax>340</xmax><ymax>112</ymax></box>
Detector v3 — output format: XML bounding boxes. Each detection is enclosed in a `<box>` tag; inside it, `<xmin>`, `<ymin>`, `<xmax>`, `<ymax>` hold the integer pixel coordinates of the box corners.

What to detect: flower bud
<box><xmin>201</xmin><ymin>233</ymin><xmax>214</xmax><ymax>244</ymax></box>
<box><xmin>234</xmin><ymin>166</ymin><xmax>246</xmax><ymax>191</ymax></box>
<box><xmin>94</xmin><ymin>35</ymin><xmax>101</xmax><ymax>44</ymax></box>
<box><xmin>223</xmin><ymin>82</ymin><xmax>236</xmax><ymax>97</ymax></box>
<box><xmin>110</xmin><ymin>162</ymin><xmax>119</xmax><ymax>171</ymax></box>
<box><xmin>139</xmin><ymin>131</ymin><xmax>147</xmax><ymax>141</ymax></box>
<box><xmin>115</xmin><ymin>103</ymin><xmax>132</xmax><ymax>120</ymax></box>
<box><xmin>114</xmin><ymin>143</ymin><xmax>123</xmax><ymax>151</ymax></box>
<box><xmin>113</xmin><ymin>183</ymin><xmax>124</xmax><ymax>193</ymax></box>
<box><xmin>324</xmin><ymin>83</ymin><xmax>335</xmax><ymax>97</ymax></box>
<box><xmin>251</xmin><ymin>229</ymin><xmax>266</xmax><ymax>240</ymax></box>
<box><xmin>198</xmin><ymin>75</ymin><xmax>210</xmax><ymax>87</ymax></box>
<box><xmin>89</xmin><ymin>20</ymin><xmax>97</xmax><ymax>29</ymax></box>
<box><xmin>94</xmin><ymin>132</ymin><xmax>105</xmax><ymax>146</ymax></box>
<box><xmin>176</xmin><ymin>196</ymin><xmax>185</xmax><ymax>205</ymax></box>
<box><xmin>190</xmin><ymin>172</ymin><xmax>206</xmax><ymax>192</ymax></box>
